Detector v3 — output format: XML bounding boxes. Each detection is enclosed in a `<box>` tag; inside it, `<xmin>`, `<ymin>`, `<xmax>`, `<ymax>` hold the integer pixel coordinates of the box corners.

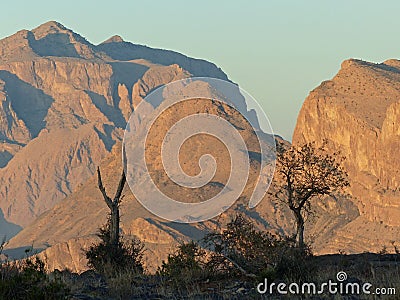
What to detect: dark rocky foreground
<box><xmin>55</xmin><ymin>253</ymin><xmax>400</xmax><ymax>299</ymax></box>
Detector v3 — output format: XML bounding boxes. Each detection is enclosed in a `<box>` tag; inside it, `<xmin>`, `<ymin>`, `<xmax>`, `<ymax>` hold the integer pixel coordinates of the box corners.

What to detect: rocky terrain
<box><xmin>0</xmin><ymin>21</ymin><xmax>228</xmax><ymax>235</ymax></box>
<box><xmin>6</xmin><ymin>138</ymin><xmax>359</xmax><ymax>273</ymax></box>
<box><xmin>0</xmin><ymin>21</ymin><xmax>295</xmax><ymax>272</ymax></box>
<box><xmin>1</xmin><ymin>22</ymin><xmax>399</xmax><ymax>275</ymax></box>
<box><xmin>293</xmin><ymin>58</ymin><xmax>400</xmax><ymax>253</ymax></box>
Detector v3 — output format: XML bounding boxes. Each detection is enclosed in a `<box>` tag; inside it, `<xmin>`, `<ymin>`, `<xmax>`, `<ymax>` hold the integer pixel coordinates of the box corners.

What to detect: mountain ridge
<box><xmin>1</xmin><ymin>22</ymin><xmax>399</xmax><ymax>273</ymax></box>
<box><xmin>0</xmin><ymin>21</ymin><xmax>230</xmax><ymax>238</ymax></box>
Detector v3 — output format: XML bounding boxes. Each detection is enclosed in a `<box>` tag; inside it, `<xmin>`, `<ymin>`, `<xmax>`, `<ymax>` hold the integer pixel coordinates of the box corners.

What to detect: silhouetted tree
<box><xmin>86</xmin><ymin>167</ymin><xmax>144</xmax><ymax>277</ymax></box>
<box><xmin>275</xmin><ymin>141</ymin><xmax>349</xmax><ymax>249</ymax></box>
<box><xmin>97</xmin><ymin>167</ymin><xmax>126</xmax><ymax>247</ymax></box>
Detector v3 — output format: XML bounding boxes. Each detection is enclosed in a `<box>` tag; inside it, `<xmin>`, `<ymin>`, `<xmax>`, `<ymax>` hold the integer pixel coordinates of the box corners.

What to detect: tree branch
<box><xmin>113</xmin><ymin>170</ymin><xmax>126</xmax><ymax>204</ymax></box>
<box><xmin>97</xmin><ymin>167</ymin><xmax>113</xmax><ymax>209</ymax></box>
<box><xmin>222</xmin><ymin>254</ymin><xmax>257</xmax><ymax>279</ymax></box>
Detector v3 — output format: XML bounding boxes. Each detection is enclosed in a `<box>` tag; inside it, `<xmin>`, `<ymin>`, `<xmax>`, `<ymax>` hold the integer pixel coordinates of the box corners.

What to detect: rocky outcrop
<box><xmin>293</xmin><ymin>58</ymin><xmax>400</xmax><ymax>252</ymax></box>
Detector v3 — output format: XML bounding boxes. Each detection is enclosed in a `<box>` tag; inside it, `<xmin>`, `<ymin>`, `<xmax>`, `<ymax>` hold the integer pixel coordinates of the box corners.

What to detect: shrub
<box><xmin>85</xmin><ymin>219</ymin><xmax>145</xmax><ymax>278</ymax></box>
<box><xmin>106</xmin><ymin>268</ymin><xmax>148</xmax><ymax>299</ymax></box>
<box><xmin>152</xmin><ymin>214</ymin><xmax>315</xmax><ymax>297</ymax></box>
<box><xmin>157</xmin><ymin>240</ymin><xmax>209</xmax><ymax>288</ymax></box>
<box><xmin>204</xmin><ymin>214</ymin><xmax>313</xmax><ymax>281</ymax></box>
<box><xmin>0</xmin><ymin>256</ymin><xmax>69</xmax><ymax>299</ymax></box>
<box><xmin>273</xmin><ymin>240</ymin><xmax>313</xmax><ymax>282</ymax></box>
<box><xmin>204</xmin><ymin>214</ymin><xmax>278</xmax><ymax>277</ymax></box>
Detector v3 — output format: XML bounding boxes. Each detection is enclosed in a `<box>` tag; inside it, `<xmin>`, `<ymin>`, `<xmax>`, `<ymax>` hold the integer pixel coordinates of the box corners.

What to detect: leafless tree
<box><xmin>274</xmin><ymin>141</ymin><xmax>349</xmax><ymax>249</ymax></box>
<box><xmin>97</xmin><ymin>167</ymin><xmax>126</xmax><ymax>246</ymax></box>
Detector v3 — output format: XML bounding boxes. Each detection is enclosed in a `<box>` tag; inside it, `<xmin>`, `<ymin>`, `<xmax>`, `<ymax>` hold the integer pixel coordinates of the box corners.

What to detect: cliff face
<box><xmin>293</xmin><ymin>58</ymin><xmax>400</xmax><ymax>252</ymax></box>
<box><xmin>0</xmin><ymin>21</ymin><xmax>229</xmax><ymax>233</ymax></box>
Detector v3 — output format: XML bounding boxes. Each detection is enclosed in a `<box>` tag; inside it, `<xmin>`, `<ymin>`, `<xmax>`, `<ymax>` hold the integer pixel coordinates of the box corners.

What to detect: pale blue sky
<box><xmin>2</xmin><ymin>0</ymin><xmax>400</xmax><ymax>140</ymax></box>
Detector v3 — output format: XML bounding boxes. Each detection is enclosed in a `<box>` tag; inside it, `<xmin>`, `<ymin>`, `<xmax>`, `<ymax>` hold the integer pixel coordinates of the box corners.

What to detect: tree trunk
<box><xmin>97</xmin><ymin>167</ymin><xmax>125</xmax><ymax>248</ymax></box>
<box><xmin>110</xmin><ymin>204</ymin><xmax>120</xmax><ymax>246</ymax></box>
<box><xmin>293</xmin><ymin>208</ymin><xmax>305</xmax><ymax>249</ymax></box>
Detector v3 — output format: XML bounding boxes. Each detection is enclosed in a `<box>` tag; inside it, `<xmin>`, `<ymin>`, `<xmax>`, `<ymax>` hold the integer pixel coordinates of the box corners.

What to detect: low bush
<box><xmin>85</xmin><ymin>219</ymin><xmax>145</xmax><ymax>279</ymax></box>
<box><xmin>0</xmin><ymin>255</ymin><xmax>69</xmax><ymax>299</ymax></box>
<box><xmin>157</xmin><ymin>240</ymin><xmax>209</xmax><ymax>288</ymax></box>
<box><xmin>205</xmin><ymin>214</ymin><xmax>313</xmax><ymax>281</ymax></box>
<box><xmin>157</xmin><ymin>214</ymin><xmax>314</xmax><ymax>291</ymax></box>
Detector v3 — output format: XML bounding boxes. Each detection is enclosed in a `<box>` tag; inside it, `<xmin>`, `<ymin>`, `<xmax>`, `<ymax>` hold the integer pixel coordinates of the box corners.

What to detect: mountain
<box><xmin>3</xmin><ymin>22</ymin><xmax>400</xmax><ymax>273</ymax></box>
<box><xmin>293</xmin><ymin>58</ymin><xmax>400</xmax><ymax>252</ymax></box>
<box><xmin>0</xmin><ymin>21</ymin><xmax>228</xmax><ymax>237</ymax></box>
<box><xmin>1</xmin><ymin>21</ymin><xmax>299</xmax><ymax>271</ymax></box>
<box><xmin>4</xmin><ymin>75</ymin><xmax>290</xmax><ymax>271</ymax></box>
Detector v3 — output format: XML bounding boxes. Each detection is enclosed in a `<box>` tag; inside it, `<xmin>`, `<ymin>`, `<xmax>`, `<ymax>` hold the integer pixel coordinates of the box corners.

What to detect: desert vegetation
<box><xmin>79</xmin><ymin>213</ymin><xmax>399</xmax><ymax>299</ymax></box>
<box><xmin>0</xmin><ymin>240</ymin><xmax>69</xmax><ymax>299</ymax></box>
<box><xmin>80</xmin><ymin>212</ymin><xmax>314</xmax><ymax>298</ymax></box>
<box><xmin>274</xmin><ymin>141</ymin><xmax>349</xmax><ymax>249</ymax></box>
<box><xmin>1</xmin><ymin>142</ymin><xmax>399</xmax><ymax>299</ymax></box>
<box><xmin>2</xmin><ymin>217</ymin><xmax>399</xmax><ymax>299</ymax></box>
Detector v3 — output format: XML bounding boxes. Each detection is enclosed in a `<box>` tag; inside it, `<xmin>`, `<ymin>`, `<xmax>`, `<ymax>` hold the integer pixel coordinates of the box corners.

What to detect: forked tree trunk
<box><xmin>97</xmin><ymin>167</ymin><xmax>126</xmax><ymax>247</ymax></box>
<box><xmin>110</xmin><ymin>204</ymin><xmax>120</xmax><ymax>246</ymax></box>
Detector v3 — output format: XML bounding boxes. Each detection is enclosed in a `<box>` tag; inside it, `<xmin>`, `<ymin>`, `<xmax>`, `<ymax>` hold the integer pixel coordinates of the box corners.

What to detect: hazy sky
<box><xmin>2</xmin><ymin>0</ymin><xmax>400</xmax><ymax>140</ymax></box>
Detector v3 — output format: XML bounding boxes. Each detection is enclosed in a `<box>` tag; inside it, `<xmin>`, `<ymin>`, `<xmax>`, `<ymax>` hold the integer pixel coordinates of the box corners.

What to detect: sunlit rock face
<box><xmin>0</xmin><ymin>21</ymin><xmax>228</xmax><ymax>231</ymax></box>
<box><xmin>293</xmin><ymin>58</ymin><xmax>400</xmax><ymax>253</ymax></box>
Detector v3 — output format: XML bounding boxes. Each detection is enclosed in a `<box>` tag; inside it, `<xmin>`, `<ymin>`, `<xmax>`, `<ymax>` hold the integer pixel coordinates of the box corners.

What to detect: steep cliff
<box><xmin>293</xmin><ymin>58</ymin><xmax>400</xmax><ymax>252</ymax></box>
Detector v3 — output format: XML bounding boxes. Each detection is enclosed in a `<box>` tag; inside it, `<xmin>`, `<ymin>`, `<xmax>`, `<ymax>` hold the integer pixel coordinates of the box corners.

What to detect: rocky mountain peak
<box><xmin>28</xmin><ymin>21</ymin><xmax>95</xmax><ymax>59</ymax></box>
<box><xmin>340</xmin><ymin>58</ymin><xmax>371</xmax><ymax>69</ymax></box>
<box><xmin>0</xmin><ymin>21</ymin><xmax>97</xmax><ymax>61</ymax></box>
<box><xmin>0</xmin><ymin>21</ymin><xmax>231</xmax><ymax>239</ymax></box>
<box><xmin>102</xmin><ymin>35</ymin><xmax>124</xmax><ymax>44</ymax></box>
<box><xmin>383</xmin><ymin>59</ymin><xmax>400</xmax><ymax>70</ymax></box>
<box><xmin>31</xmin><ymin>21</ymin><xmax>69</xmax><ymax>38</ymax></box>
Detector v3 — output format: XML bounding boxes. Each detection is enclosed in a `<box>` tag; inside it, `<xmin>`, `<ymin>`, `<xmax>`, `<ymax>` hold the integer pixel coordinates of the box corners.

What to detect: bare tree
<box><xmin>274</xmin><ymin>141</ymin><xmax>349</xmax><ymax>249</ymax></box>
<box><xmin>97</xmin><ymin>167</ymin><xmax>126</xmax><ymax>247</ymax></box>
<box><xmin>87</xmin><ymin>166</ymin><xmax>144</xmax><ymax>276</ymax></box>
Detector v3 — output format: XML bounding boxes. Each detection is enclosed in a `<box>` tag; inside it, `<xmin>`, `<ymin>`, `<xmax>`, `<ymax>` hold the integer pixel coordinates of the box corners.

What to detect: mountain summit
<box><xmin>102</xmin><ymin>35</ymin><xmax>125</xmax><ymax>44</ymax></box>
<box><xmin>31</xmin><ymin>21</ymin><xmax>72</xmax><ymax>37</ymax></box>
<box><xmin>0</xmin><ymin>21</ymin><xmax>229</xmax><ymax>236</ymax></box>
<box><xmin>0</xmin><ymin>21</ymin><xmax>95</xmax><ymax>61</ymax></box>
